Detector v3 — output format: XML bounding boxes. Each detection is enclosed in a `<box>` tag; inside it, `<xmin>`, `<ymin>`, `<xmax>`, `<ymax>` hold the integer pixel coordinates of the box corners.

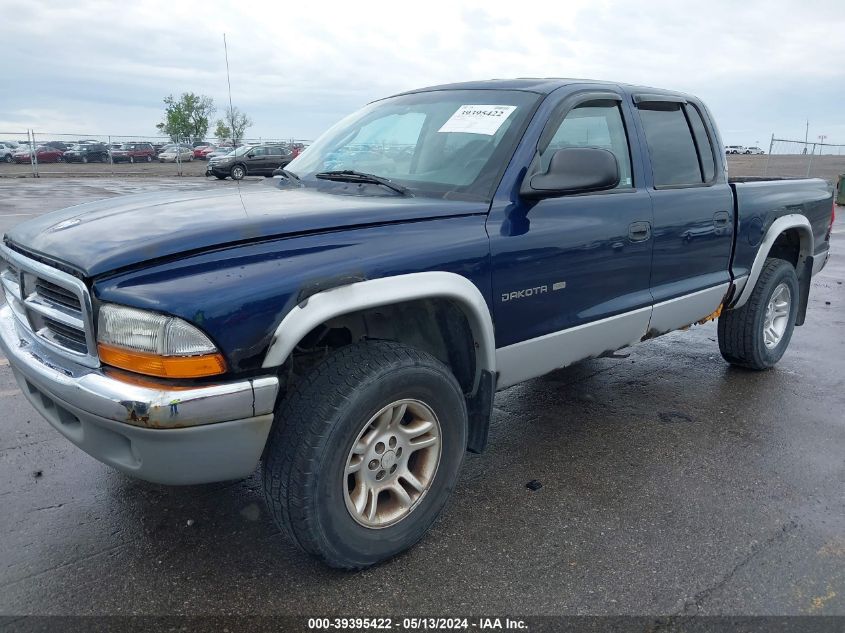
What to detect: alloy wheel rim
<box><xmin>343</xmin><ymin>399</ymin><xmax>442</xmax><ymax>529</ymax></box>
<box><xmin>763</xmin><ymin>282</ymin><xmax>791</xmax><ymax>349</ymax></box>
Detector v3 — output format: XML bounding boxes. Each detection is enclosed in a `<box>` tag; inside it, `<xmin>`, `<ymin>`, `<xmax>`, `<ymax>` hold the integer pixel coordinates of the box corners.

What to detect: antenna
<box><xmin>223</xmin><ymin>33</ymin><xmax>235</xmax><ymax>145</ymax></box>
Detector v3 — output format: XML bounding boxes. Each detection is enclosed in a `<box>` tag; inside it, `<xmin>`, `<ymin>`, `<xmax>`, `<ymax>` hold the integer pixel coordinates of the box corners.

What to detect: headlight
<box><xmin>97</xmin><ymin>304</ymin><xmax>226</xmax><ymax>378</ymax></box>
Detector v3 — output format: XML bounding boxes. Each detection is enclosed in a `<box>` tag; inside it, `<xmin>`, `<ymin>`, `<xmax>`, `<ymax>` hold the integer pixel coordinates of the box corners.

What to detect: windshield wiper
<box><xmin>314</xmin><ymin>170</ymin><xmax>412</xmax><ymax>196</ymax></box>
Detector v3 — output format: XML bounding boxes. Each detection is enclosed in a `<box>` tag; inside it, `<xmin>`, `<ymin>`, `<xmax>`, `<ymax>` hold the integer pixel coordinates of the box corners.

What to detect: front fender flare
<box><xmin>261</xmin><ymin>272</ymin><xmax>497</xmax><ymax>391</ymax></box>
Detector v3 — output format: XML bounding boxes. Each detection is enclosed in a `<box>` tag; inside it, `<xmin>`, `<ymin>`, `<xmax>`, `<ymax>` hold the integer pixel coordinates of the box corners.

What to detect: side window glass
<box><xmin>542</xmin><ymin>101</ymin><xmax>633</xmax><ymax>189</ymax></box>
<box><xmin>685</xmin><ymin>105</ymin><xmax>715</xmax><ymax>182</ymax></box>
<box><xmin>638</xmin><ymin>102</ymin><xmax>702</xmax><ymax>186</ymax></box>
<box><xmin>252</xmin><ymin>147</ymin><xmax>266</xmax><ymax>156</ymax></box>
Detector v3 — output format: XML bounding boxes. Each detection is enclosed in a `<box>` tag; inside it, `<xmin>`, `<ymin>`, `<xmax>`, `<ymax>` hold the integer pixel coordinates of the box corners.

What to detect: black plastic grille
<box><xmin>35</xmin><ymin>278</ymin><xmax>82</xmax><ymax>311</ymax></box>
<box><xmin>42</xmin><ymin>316</ymin><xmax>88</xmax><ymax>353</ymax></box>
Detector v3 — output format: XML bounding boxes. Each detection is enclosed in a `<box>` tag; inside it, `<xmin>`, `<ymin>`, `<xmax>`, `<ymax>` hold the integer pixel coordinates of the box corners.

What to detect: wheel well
<box><xmin>768</xmin><ymin>228</ymin><xmax>802</xmax><ymax>268</ymax></box>
<box><xmin>283</xmin><ymin>298</ymin><xmax>477</xmax><ymax>395</ymax></box>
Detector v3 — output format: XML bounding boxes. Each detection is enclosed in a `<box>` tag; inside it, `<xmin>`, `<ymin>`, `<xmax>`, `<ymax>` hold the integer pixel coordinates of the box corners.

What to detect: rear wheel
<box><xmin>146</xmin><ymin>155</ymin><xmax>152</xmax><ymax>162</ymax></box>
<box><xmin>718</xmin><ymin>258</ymin><xmax>799</xmax><ymax>370</ymax></box>
<box><xmin>262</xmin><ymin>340</ymin><xmax>467</xmax><ymax>569</ymax></box>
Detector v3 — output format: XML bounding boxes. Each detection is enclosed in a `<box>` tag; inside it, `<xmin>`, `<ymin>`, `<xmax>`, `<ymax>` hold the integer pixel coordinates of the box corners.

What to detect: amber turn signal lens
<box><xmin>98</xmin><ymin>344</ymin><xmax>227</xmax><ymax>378</ymax></box>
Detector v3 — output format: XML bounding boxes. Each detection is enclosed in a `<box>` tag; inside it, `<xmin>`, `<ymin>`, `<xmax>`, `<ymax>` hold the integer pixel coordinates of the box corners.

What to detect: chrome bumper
<box><xmin>0</xmin><ymin>304</ymin><xmax>280</xmax><ymax>484</ymax></box>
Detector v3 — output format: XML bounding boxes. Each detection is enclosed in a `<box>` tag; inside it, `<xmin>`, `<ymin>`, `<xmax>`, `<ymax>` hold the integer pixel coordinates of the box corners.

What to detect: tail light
<box><xmin>827</xmin><ymin>198</ymin><xmax>836</xmax><ymax>241</ymax></box>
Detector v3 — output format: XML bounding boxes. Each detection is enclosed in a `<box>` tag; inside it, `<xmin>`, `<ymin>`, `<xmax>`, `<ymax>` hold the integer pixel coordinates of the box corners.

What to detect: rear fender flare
<box><xmin>731</xmin><ymin>214</ymin><xmax>813</xmax><ymax>308</ymax></box>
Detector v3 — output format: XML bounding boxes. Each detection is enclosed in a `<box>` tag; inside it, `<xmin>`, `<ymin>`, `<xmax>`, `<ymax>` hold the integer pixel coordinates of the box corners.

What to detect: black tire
<box><xmin>262</xmin><ymin>340</ymin><xmax>467</xmax><ymax>569</ymax></box>
<box><xmin>718</xmin><ymin>257</ymin><xmax>799</xmax><ymax>370</ymax></box>
<box><xmin>129</xmin><ymin>156</ymin><xmax>135</xmax><ymax>164</ymax></box>
<box><xmin>3</xmin><ymin>154</ymin><xmax>11</xmax><ymax>163</ymax></box>
<box><xmin>231</xmin><ymin>164</ymin><xmax>246</xmax><ymax>180</ymax></box>
<box><xmin>82</xmin><ymin>156</ymin><xmax>88</xmax><ymax>164</ymax></box>
<box><xmin>146</xmin><ymin>155</ymin><xmax>152</xmax><ymax>162</ymax></box>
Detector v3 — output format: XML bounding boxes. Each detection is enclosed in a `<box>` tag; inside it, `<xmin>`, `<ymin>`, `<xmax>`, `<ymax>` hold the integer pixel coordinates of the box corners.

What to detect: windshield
<box><xmin>286</xmin><ymin>89</ymin><xmax>540</xmax><ymax>201</ymax></box>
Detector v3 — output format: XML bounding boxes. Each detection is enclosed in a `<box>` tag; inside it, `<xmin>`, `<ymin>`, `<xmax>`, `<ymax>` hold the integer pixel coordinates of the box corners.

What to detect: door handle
<box><xmin>713</xmin><ymin>211</ymin><xmax>731</xmax><ymax>227</ymax></box>
<box><xmin>628</xmin><ymin>221</ymin><xmax>651</xmax><ymax>242</ymax></box>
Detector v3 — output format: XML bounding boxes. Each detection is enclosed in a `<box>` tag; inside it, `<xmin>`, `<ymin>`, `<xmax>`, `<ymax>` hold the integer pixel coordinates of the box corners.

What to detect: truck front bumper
<box><xmin>0</xmin><ymin>305</ymin><xmax>279</xmax><ymax>485</ymax></box>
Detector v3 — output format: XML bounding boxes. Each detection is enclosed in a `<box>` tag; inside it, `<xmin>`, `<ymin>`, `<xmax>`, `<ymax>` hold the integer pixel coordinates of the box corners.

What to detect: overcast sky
<box><xmin>2</xmin><ymin>0</ymin><xmax>843</xmax><ymax>146</ymax></box>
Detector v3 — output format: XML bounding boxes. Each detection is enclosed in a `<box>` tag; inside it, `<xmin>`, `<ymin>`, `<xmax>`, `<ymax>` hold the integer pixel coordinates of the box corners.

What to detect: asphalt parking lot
<box><xmin>0</xmin><ymin>177</ymin><xmax>843</xmax><ymax>618</ymax></box>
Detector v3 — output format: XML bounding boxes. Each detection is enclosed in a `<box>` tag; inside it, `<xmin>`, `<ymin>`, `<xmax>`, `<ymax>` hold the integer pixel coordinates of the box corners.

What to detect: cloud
<box><xmin>0</xmin><ymin>0</ymin><xmax>843</xmax><ymax>145</ymax></box>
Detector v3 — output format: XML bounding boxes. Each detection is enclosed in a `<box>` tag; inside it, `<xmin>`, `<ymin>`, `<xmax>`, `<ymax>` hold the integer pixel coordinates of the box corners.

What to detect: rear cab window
<box><xmin>636</xmin><ymin>98</ymin><xmax>717</xmax><ymax>187</ymax></box>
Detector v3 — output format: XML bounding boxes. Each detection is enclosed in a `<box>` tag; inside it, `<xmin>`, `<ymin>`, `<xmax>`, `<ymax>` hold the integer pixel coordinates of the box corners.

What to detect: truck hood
<box><xmin>5</xmin><ymin>185</ymin><xmax>488</xmax><ymax>277</ymax></box>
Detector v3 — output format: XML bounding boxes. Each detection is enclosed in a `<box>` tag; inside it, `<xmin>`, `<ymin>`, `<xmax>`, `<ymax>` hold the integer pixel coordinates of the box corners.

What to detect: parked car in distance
<box><xmin>13</xmin><ymin>145</ymin><xmax>65</xmax><ymax>163</ymax></box>
<box><xmin>0</xmin><ymin>142</ymin><xmax>15</xmax><ymax>162</ymax></box>
<box><xmin>205</xmin><ymin>147</ymin><xmax>234</xmax><ymax>160</ymax></box>
<box><xmin>63</xmin><ymin>143</ymin><xmax>110</xmax><ymax>163</ymax></box>
<box><xmin>193</xmin><ymin>145</ymin><xmax>217</xmax><ymax>160</ymax></box>
<box><xmin>43</xmin><ymin>141</ymin><xmax>71</xmax><ymax>152</ymax></box>
<box><xmin>0</xmin><ymin>78</ymin><xmax>833</xmax><ymax>570</ymax></box>
<box><xmin>725</xmin><ymin>145</ymin><xmax>746</xmax><ymax>154</ymax></box>
<box><xmin>157</xmin><ymin>145</ymin><xmax>194</xmax><ymax>163</ymax></box>
<box><xmin>207</xmin><ymin>144</ymin><xmax>293</xmax><ymax>180</ymax></box>
<box><xmin>744</xmin><ymin>146</ymin><xmax>765</xmax><ymax>155</ymax></box>
<box><xmin>111</xmin><ymin>142</ymin><xmax>156</xmax><ymax>163</ymax></box>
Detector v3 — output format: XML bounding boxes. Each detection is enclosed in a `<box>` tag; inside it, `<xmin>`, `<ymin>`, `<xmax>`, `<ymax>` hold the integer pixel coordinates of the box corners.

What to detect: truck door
<box><xmin>633</xmin><ymin>96</ymin><xmax>734</xmax><ymax>333</ymax></box>
<box><xmin>488</xmin><ymin>89</ymin><xmax>655</xmax><ymax>387</ymax></box>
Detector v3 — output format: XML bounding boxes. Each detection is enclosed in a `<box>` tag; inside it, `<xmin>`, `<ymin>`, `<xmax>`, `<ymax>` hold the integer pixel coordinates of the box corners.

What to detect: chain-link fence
<box><xmin>0</xmin><ymin>130</ymin><xmax>312</xmax><ymax>178</ymax></box>
<box><xmin>757</xmin><ymin>136</ymin><xmax>845</xmax><ymax>183</ymax></box>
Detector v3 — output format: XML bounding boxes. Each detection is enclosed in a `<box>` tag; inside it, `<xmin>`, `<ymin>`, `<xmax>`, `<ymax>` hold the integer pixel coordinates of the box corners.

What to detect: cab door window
<box><xmin>541</xmin><ymin>100</ymin><xmax>633</xmax><ymax>189</ymax></box>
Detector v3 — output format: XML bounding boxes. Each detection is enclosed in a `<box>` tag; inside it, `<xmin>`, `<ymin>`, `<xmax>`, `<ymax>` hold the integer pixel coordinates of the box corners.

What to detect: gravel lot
<box><xmin>0</xmin><ymin>177</ymin><xmax>843</xmax><ymax>620</ymax></box>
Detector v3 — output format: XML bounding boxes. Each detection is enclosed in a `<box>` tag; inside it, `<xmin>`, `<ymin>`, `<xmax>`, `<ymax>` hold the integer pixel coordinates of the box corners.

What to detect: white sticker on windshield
<box><xmin>438</xmin><ymin>105</ymin><xmax>517</xmax><ymax>136</ymax></box>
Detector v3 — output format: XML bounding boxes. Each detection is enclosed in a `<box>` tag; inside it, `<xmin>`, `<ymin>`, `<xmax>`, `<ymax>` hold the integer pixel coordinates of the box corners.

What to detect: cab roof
<box><xmin>392</xmin><ymin>78</ymin><xmax>693</xmax><ymax>101</ymax></box>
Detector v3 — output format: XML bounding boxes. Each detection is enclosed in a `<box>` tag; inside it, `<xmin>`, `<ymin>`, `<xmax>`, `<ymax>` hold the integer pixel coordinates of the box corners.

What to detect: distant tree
<box><xmin>156</xmin><ymin>93</ymin><xmax>215</xmax><ymax>143</ymax></box>
<box><xmin>214</xmin><ymin>120</ymin><xmax>232</xmax><ymax>142</ymax></box>
<box><xmin>220</xmin><ymin>105</ymin><xmax>253</xmax><ymax>146</ymax></box>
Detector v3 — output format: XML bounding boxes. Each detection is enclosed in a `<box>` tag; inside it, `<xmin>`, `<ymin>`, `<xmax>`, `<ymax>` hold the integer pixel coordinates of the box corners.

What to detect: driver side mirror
<box><xmin>520</xmin><ymin>147</ymin><xmax>620</xmax><ymax>198</ymax></box>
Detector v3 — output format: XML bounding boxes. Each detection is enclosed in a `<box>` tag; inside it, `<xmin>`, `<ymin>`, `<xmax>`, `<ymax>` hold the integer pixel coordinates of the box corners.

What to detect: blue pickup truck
<box><xmin>0</xmin><ymin>79</ymin><xmax>834</xmax><ymax>568</ymax></box>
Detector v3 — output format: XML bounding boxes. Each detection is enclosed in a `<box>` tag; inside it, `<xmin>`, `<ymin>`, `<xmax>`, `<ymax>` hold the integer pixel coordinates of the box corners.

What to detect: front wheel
<box><xmin>231</xmin><ymin>164</ymin><xmax>246</xmax><ymax>180</ymax></box>
<box><xmin>262</xmin><ymin>340</ymin><xmax>467</xmax><ymax>569</ymax></box>
<box><xmin>718</xmin><ymin>258</ymin><xmax>799</xmax><ymax>370</ymax></box>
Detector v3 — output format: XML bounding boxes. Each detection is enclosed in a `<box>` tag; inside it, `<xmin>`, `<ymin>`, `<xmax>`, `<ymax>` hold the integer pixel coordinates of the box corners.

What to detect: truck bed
<box><xmin>730</xmin><ymin>178</ymin><xmax>833</xmax><ymax>280</ymax></box>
